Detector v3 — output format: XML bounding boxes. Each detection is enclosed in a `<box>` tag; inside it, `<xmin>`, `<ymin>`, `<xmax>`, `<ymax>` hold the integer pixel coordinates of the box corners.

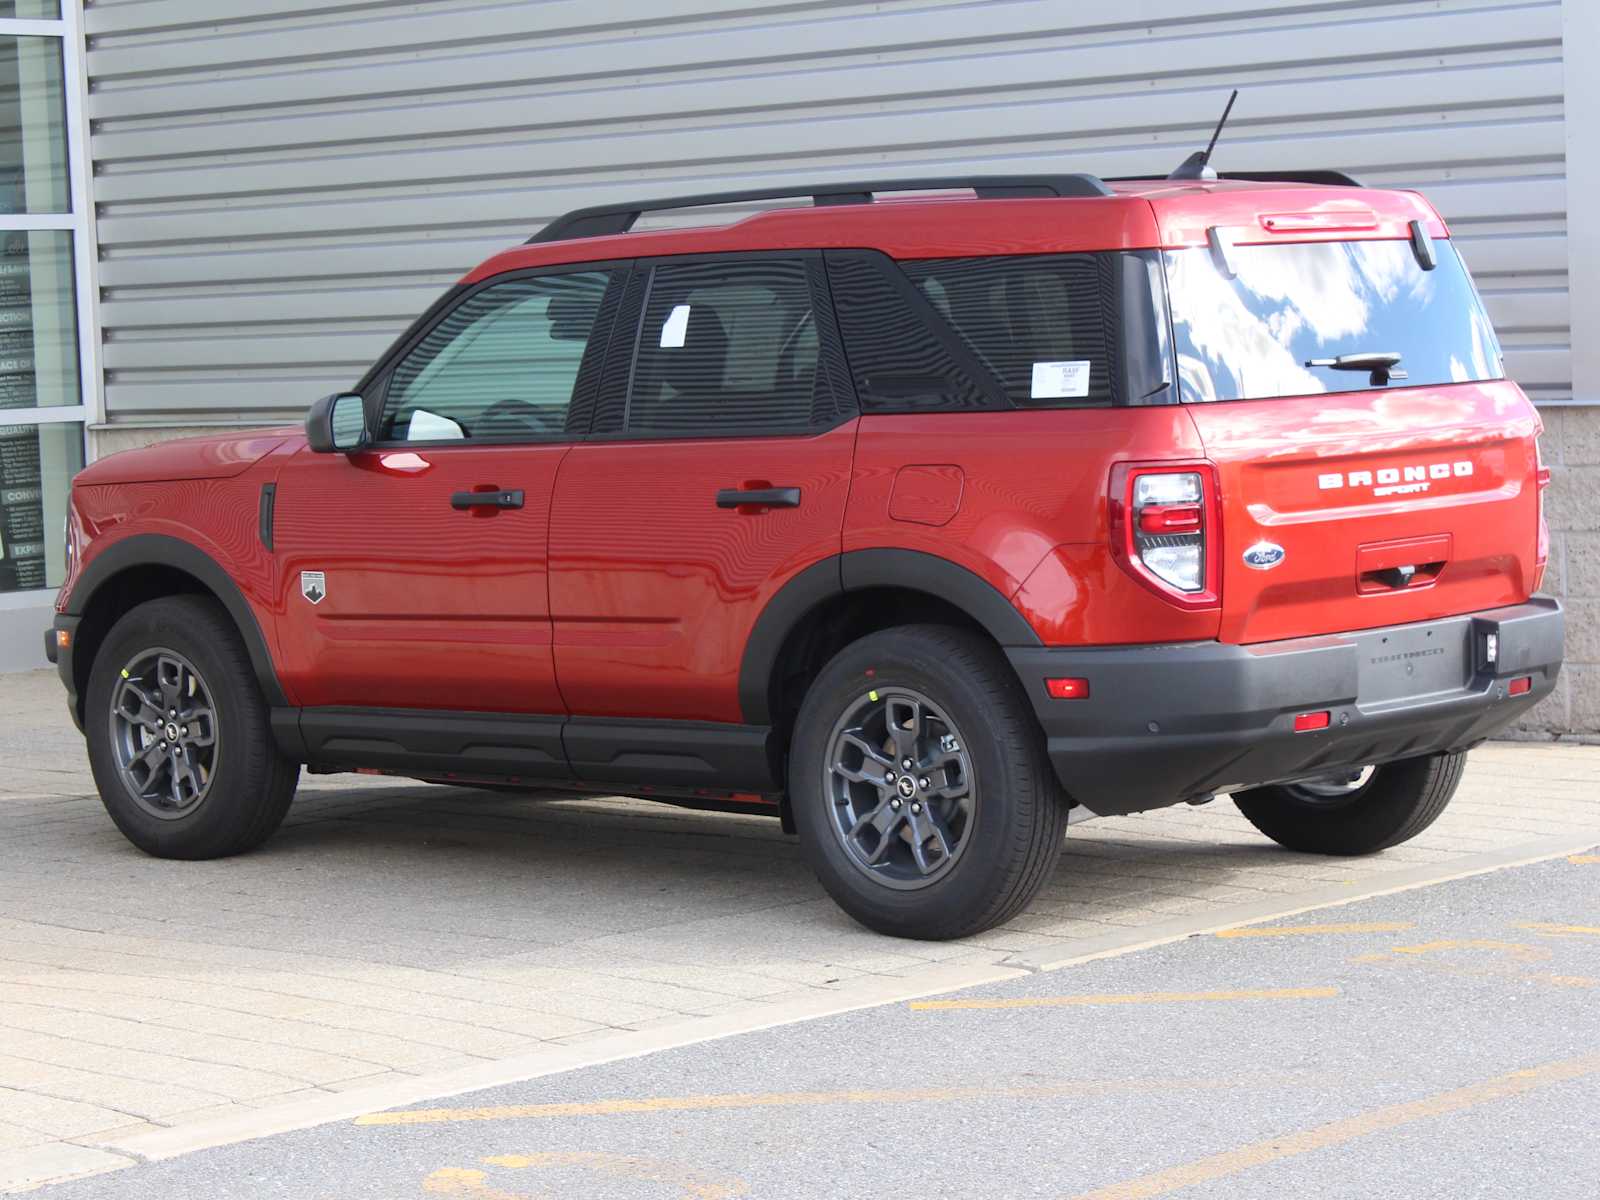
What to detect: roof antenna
<box><xmin>1168</xmin><ymin>89</ymin><xmax>1238</xmax><ymax>182</ymax></box>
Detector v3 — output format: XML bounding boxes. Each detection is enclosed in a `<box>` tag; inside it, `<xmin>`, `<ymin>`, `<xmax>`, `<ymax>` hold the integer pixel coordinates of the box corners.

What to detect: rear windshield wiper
<box><xmin>1305</xmin><ymin>352</ymin><xmax>1407</xmax><ymax>384</ymax></box>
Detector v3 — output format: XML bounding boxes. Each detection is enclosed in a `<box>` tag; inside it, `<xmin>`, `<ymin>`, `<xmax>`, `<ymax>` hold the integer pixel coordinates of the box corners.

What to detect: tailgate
<box><xmin>1187</xmin><ymin>381</ymin><xmax>1541</xmax><ymax>644</ymax></box>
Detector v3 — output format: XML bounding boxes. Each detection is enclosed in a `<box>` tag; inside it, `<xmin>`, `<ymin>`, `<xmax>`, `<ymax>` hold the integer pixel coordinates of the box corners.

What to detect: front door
<box><xmin>271</xmin><ymin>267</ymin><xmax>623</xmax><ymax>718</ymax></box>
<box><xmin>548</xmin><ymin>255</ymin><xmax>857</xmax><ymax>786</ymax></box>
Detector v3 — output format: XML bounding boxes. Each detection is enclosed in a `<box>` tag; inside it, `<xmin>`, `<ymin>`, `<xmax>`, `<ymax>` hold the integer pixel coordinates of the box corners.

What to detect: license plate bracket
<box><xmin>1358</xmin><ymin>621</ymin><xmax>1470</xmax><ymax>705</ymax></box>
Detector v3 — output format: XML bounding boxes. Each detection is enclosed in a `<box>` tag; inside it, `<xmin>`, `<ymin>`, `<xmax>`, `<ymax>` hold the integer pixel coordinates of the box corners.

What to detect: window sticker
<box><xmin>1031</xmin><ymin>360</ymin><xmax>1091</xmax><ymax>399</ymax></box>
<box><xmin>659</xmin><ymin>304</ymin><xmax>691</xmax><ymax>348</ymax></box>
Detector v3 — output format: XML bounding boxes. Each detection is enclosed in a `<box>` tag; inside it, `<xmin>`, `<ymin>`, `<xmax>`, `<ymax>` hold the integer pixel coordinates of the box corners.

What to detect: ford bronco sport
<box><xmin>48</xmin><ymin>166</ymin><xmax>1563</xmax><ymax>940</ymax></box>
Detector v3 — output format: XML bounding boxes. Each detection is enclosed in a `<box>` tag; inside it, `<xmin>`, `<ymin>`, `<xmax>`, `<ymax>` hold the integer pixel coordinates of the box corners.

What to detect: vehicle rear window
<box><xmin>1164</xmin><ymin>239</ymin><xmax>1503</xmax><ymax>402</ymax></box>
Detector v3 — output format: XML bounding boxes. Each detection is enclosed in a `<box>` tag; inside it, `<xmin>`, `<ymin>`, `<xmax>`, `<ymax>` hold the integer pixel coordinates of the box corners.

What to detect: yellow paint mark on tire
<box><xmin>909</xmin><ymin>987</ymin><xmax>1336</xmax><ymax>1011</ymax></box>
<box><xmin>1215</xmin><ymin>921</ymin><xmax>1413</xmax><ymax>939</ymax></box>
<box><xmin>1068</xmin><ymin>1052</ymin><xmax>1600</xmax><ymax>1200</ymax></box>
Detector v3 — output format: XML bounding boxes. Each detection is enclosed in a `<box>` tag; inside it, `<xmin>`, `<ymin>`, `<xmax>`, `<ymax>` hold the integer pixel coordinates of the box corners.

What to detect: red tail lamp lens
<box><xmin>1045</xmin><ymin>678</ymin><xmax>1090</xmax><ymax>700</ymax></box>
<box><xmin>1293</xmin><ymin>711</ymin><xmax>1331</xmax><ymax>732</ymax></box>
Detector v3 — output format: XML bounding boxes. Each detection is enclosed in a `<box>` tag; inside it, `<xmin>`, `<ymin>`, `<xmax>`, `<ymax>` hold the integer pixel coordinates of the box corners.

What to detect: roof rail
<box><xmin>1108</xmin><ymin>169</ymin><xmax>1365</xmax><ymax>188</ymax></box>
<box><xmin>528</xmin><ymin>174</ymin><xmax>1116</xmax><ymax>243</ymax></box>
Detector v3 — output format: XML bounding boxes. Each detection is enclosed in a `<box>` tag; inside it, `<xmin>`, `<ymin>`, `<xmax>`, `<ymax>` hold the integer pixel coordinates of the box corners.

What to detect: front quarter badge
<box><xmin>300</xmin><ymin>570</ymin><xmax>327</xmax><ymax>605</ymax></box>
<box><xmin>1242</xmin><ymin>542</ymin><xmax>1286</xmax><ymax>570</ymax></box>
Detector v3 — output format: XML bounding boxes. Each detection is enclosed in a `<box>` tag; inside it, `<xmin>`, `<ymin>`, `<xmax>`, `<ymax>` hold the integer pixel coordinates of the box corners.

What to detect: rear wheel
<box><xmin>86</xmin><ymin>595</ymin><xmax>299</xmax><ymax>860</ymax></box>
<box><xmin>1231</xmin><ymin>751</ymin><xmax>1465</xmax><ymax>856</ymax></box>
<box><xmin>789</xmin><ymin>625</ymin><xmax>1067</xmax><ymax>940</ymax></box>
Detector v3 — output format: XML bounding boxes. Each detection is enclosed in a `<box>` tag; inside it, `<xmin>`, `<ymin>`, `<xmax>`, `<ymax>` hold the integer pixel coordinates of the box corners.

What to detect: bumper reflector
<box><xmin>1046</xmin><ymin>677</ymin><xmax>1090</xmax><ymax>700</ymax></box>
<box><xmin>1508</xmin><ymin>676</ymin><xmax>1533</xmax><ymax>696</ymax></box>
<box><xmin>1293</xmin><ymin>710</ymin><xmax>1331</xmax><ymax>732</ymax></box>
<box><xmin>55</xmin><ymin>629</ymin><xmax>70</xmax><ymax>649</ymax></box>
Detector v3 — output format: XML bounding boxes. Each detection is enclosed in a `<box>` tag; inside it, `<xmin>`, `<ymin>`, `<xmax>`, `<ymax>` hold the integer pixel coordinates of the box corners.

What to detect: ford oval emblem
<box><xmin>1242</xmin><ymin>541</ymin><xmax>1286</xmax><ymax>570</ymax></box>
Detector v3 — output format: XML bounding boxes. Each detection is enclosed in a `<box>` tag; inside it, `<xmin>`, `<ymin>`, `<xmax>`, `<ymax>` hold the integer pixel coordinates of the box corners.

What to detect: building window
<box><xmin>0</xmin><ymin>4</ymin><xmax>90</xmax><ymax>600</ymax></box>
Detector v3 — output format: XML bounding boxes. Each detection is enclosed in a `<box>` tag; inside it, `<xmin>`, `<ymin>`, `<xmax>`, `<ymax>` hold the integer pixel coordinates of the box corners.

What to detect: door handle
<box><xmin>715</xmin><ymin>486</ymin><xmax>801</xmax><ymax>510</ymax></box>
<box><xmin>451</xmin><ymin>489</ymin><xmax>524</xmax><ymax>510</ymax></box>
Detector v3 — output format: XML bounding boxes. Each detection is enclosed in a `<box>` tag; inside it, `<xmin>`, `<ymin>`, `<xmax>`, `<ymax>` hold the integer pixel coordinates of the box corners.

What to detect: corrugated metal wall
<box><xmin>82</xmin><ymin>0</ymin><xmax>1571</xmax><ymax>427</ymax></box>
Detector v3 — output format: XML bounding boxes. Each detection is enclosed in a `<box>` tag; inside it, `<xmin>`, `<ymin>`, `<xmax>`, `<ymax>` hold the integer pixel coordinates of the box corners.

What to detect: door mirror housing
<box><xmin>306</xmin><ymin>392</ymin><xmax>368</xmax><ymax>453</ymax></box>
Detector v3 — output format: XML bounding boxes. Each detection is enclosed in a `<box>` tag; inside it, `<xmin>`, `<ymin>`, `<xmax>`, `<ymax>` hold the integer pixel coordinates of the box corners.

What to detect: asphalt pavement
<box><xmin>31</xmin><ymin>851</ymin><xmax>1600</xmax><ymax>1199</ymax></box>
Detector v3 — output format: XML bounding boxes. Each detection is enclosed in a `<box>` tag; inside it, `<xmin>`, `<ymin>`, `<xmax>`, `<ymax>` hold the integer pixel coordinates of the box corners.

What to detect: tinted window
<box><xmin>901</xmin><ymin>254</ymin><xmax>1120</xmax><ymax>407</ymax></box>
<box><xmin>626</xmin><ymin>259</ymin><xmax>825</xmax><ymax>436</ymax></box>
<box><xmin>380</xmin><ymin>271</ymin><xmax>613</xmax><ymax>442</ymax></box>
<box><xmin>1165</xmin><ymin>240</ymin><xmax>1503</xmax><ymax>402</ymax></box>
<box><xmin>825</xmin><ymin>251</ymin><xmax>993</xmax><ymax>412</ymax></box>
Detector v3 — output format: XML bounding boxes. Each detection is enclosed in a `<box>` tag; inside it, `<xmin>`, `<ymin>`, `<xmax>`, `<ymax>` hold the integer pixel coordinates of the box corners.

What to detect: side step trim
<box><xmin>277</xmin><ymin>707</ymin><xmax>780</xmax><ymax>795</ymax></box>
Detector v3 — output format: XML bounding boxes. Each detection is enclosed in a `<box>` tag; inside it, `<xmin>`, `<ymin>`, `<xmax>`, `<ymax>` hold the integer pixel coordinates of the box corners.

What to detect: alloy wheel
<box><xmin>823</xmin><ymin>686</ymin><xmax>976</xmax><ymax>890</ymax></box>
<box><xmin>108</xmin><ymin>648</ymin><xmax>220</xmax><ymax>820</ymax></box>
<box><xmin>1282</xmin><ymin>765</ymin><xmax>1377</xmax><ymax>808</ymax></box>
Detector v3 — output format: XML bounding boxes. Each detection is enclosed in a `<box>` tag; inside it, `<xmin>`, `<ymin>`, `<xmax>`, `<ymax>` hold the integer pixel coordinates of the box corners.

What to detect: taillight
<box><xmin>1109</xmin><ymin>462</ymin><xmax>1221</xmax><ymax>609</ymax></box>
<box><xmin>1532</xmin><ymin>442</ymin><xmax>1551</xmax><ymax>592</ymax></box>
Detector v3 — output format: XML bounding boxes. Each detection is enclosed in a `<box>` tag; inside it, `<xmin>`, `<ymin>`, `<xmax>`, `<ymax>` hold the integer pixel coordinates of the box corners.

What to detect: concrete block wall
<box><xmin>1517</xmin><ymin>405</ymin><xmax>1600</xmax><ymax>739</ymax></box>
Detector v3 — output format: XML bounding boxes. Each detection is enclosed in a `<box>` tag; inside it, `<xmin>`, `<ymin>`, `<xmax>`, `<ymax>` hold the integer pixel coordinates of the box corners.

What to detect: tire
<box><xmin>788</xmin><ymin>624</ymin><xmax>1068</xmax><ymax>940</ymax></box>
<box><xmin>1231</xmin><ymin>751</ymin><xmax>1466</xmax><ymax>856</ymax></box>
<box><xmin>85</xmin><ymin>595</ymin><xmax>299</xmax><ymax>860</ymax></box>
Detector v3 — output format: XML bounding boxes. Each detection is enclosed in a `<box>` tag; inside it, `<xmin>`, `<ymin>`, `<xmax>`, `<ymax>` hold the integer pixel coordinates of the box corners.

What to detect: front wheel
<box><xmin>1232</xmin><ymin>751</ymin><xmax>1465</xmax><ymax>856</ymax></box>
<box><xmin>789</xmin><ymin>624</ymin><xmax>1068</xmax><ymax>940</ymax></box>
<box><xmin>85</xmin><ymin>595</ymin><xmax>299</xmax><ymax>860</ymax></box>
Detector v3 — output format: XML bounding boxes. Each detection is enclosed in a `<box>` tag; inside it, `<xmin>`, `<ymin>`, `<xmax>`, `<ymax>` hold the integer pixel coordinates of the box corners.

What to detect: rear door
<box><xmin>547</xmin><ymin>254</ymin><xmax>856</xmax><ymax>770</ymax></box>
<box><xmin>1164</xmin><ymin>236</ymin><xmax>1543</xmax><ymax>644</ymax></box>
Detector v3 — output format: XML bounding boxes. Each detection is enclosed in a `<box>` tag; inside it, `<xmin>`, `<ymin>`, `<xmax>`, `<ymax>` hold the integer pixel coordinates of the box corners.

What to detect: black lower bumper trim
<box><xmin>50</xmin><ymin>614</ymin><xmax>82</xmax><ymax>733</ymax></box>
<box><xmin>1007</xmin><ymin>598</ymin><xmax>1564</xmax><ymax>817</ymax></box>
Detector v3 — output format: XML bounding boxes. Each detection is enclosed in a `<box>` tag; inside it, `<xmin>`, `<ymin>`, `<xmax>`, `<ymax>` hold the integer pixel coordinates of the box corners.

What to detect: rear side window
<box><xmin>624</xmin><ymin>259</ymin><xmax>833</xmax><ymax>436</ymax></box>
<box><xmin>824</xmin><ymin>251</ymin><xmax>993</xmax><ymax>412</ymax></box>
<box><xmin>901</xmin><ymin>254</ymin><xmax>1121</xmax><ymax>407</ymax></box>
<box><xmin>1165</xmin><ymin>239</ymin><xmax>1504</xmax><ymax>402</ymax></box>
<box><xmin>826</xmin><ymin>250</ymin><xmax>1166</xmax><ymax>412</ymax></box>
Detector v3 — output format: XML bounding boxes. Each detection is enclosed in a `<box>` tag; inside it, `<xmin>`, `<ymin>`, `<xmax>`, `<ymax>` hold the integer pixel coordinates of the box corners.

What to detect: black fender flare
<box><xmin>63</xmin><ymin>533</ymin><xmax>288</xmax><ymax>708</ymax></box>
<box><xmin>738</xmin><ymin>548</ymin><xmax>1041</xmax><ymax>724</ymax></box>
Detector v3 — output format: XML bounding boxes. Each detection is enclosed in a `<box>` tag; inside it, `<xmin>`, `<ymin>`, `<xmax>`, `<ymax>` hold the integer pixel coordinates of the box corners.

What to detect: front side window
<box><xmin>1165</xmin><ymin>239</ymin><xmax>1503</xmax><ymax>402</ymax></box>
<box><xmin>625</xmin><ymin>259</ymin><xmax>824</xmax><ymax>436</ymax></box>
<box><xmin>380</xmin><ymin>271</ymin><xmax>613</xmax><ymax>442</ymax></box>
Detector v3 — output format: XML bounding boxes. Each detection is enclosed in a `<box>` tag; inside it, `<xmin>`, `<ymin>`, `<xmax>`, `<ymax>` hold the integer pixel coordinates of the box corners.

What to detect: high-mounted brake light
<box><xmin>1109</xmin><ymin>463</ymin><xmax>1222</xmax><ymax>610</ymax></box>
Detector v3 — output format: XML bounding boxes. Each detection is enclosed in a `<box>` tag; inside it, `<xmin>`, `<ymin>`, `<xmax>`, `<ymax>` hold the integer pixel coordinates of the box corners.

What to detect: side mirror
<box><xmin>306</xmin><ymin>392</ymin><xmax>368</xmax><ymax>454</ymax></box>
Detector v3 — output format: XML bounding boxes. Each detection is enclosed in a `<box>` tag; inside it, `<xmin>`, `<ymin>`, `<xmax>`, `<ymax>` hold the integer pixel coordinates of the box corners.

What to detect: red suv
<box><xmin>48</xmin><ymin>170</ymin><xmax>1563</xmax><ymax>939</ymax></box>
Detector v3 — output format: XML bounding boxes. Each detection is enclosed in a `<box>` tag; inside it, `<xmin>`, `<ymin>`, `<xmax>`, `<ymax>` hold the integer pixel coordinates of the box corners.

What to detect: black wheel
<box><xmin>788</xmin><ymin>624</ymin><xmax>1068</xmax><ymax>940</ymax></box>
<box><xmin>1231</xmin><ymin>751</ymin><xmax>1465</xmax><ymax>856</ymax></box>
<box><xmin>86</xmin><ymin>595</ymin><xmax>299</xmax><ymax>860</ymax></box>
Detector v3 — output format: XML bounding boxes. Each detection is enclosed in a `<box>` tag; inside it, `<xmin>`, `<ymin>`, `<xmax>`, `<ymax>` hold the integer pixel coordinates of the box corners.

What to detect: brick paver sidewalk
<box><xmin>2</xmin><ymin>667</ymin><xmax>1597</xmax><ymax>1190</ymax></box>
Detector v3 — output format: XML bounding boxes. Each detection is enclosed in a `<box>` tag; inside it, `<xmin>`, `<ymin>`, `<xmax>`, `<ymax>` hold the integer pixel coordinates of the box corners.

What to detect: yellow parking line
<box><xmin>1216</xmin><ymin>922</ymin><xmax>1413</xmax><ymax>939</ymax></box>
<box><xmin>358</xmin><ymin>1075</ymin><xmax>1328</xmax><ymax>1128</ymax></box>
<box><xmin>424</xmin><ymin>1153</ymin><xmax>745</xmax><ymax>1199</ymax></box>
<box><xmin>910</xmin><ymin>988</ymin><xmax>1336</xmax><ymax>1012</ymax></box>
<box><xmin>1568</xmin><ymin>855</ymin><xmax>1600</xmax><ymax>865</ymax></box>
<box><xmin>1068</xmin><ymin>1052</ymin><xmax>1600</xmax><ymax>1200</ymax></box>
<box><xmin>1516</xmin><ymin>922</ymin><xmax>1600</xmax><ymax>937</ymax></box>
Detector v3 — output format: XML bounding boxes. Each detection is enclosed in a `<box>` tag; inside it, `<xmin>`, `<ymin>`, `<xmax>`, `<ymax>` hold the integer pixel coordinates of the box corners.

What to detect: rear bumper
<box><xmin>1007</xmin><ymin>598</ymin><xmax>1564</xmax><ymax>817</ymax></box>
